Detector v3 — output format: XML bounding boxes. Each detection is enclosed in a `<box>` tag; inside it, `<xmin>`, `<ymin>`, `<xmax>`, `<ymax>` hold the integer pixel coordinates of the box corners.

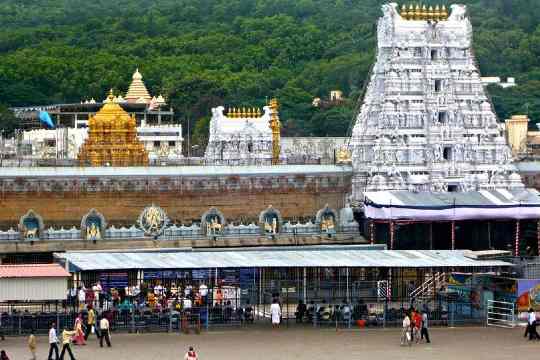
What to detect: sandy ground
<box><xmin>0</xmin><ymin>325</ymin><xmax>537</xmax><ymax>360</ymax></box>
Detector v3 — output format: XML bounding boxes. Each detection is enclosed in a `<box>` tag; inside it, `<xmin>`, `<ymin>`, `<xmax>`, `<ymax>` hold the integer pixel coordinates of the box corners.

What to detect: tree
<box><xmin>0</xmin><ymin>104</ymin><xmax>18</xmax><ymax>137</ymax></box>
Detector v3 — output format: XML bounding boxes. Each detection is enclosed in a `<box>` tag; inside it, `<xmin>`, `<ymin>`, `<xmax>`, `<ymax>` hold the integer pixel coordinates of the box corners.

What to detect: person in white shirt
<box><xmin>183</xmin><ymin>297</ymin><xmax>192</xmax><ymax>310</ymax></box>
<box><xmin>270</xmin><ymin>299</ymin><xmax>281</xmax><ymax>328</ymax></box>
<box><xmin>526</xmin><ymin>308</ymin><xmax>539</xmax><ymax>340</ymax></box>
<box><xmin>47</xmin><ymin>322</ymin><xmax>59</xmax><ymax>360</ymax></box>
<box><xmin>401</xmin><ymin>314</ymin><xmax>411</xmax><ymax>346</ymax></box>
<box><xmin>420</xmin><ymin>311</ymin><xmax>430</xmax><ymax>343</ymax></box>
<box><xmin>78</xmin><ymin>287</ymin><xmax>86</xmax><ymax>311</ymax></box>
<box><xmin>99</xmin><ymin>316</ymin><xmax>111</xmax><ymax>348</ymax></box>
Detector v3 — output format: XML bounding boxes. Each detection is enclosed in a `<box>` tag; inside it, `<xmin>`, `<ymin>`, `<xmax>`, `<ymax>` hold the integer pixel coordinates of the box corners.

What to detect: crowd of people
<box><xmin>400</xmin><ymin>308</ymin><xmax>430</xmax><ymax>346</ymax></box>
<box><xmin>67</xmin><ymin>281</ymin><xmax>215</xmax><ymax>314</ymax></box>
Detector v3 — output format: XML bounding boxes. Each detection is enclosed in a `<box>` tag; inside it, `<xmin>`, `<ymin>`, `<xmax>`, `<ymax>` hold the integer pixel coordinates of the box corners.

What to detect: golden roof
<box><xmin>125</xmin><ymin>68</ymin><xmax>152</xmax><ymax>104</ymax></box>
<box><xmin>78</xmin><ymin>90</ymin><xmax>148</xmax><ymax>167</ymax></box>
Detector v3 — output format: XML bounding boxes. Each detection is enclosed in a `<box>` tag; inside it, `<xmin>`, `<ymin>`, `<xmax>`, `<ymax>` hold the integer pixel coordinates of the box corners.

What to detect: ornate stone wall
<box><xmin>0</xmin><ymin>172</ymin><xmax>351</xmax><ymax>228</ymax></box>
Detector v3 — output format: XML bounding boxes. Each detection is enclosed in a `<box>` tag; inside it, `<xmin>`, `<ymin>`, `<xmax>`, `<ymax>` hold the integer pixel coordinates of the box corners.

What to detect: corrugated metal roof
<box><xmin>364</xmin><ymin>189</ymin><xmax>540</xmax><ymax>207</ymax></box>
<box><xmin>0</xmin><ymin>164</ymin><xmax>353</xmax><ymax>178</ymax></box>
<box><xmin>364</xmin><ymin>189</ymin><xmax>540</xmax><ymax>220</ymax></box>
<box><xmin>0</xmin><ymin>264</ymin><xmax>70</xmax><ymax>278</ymax></box>
<box><xmin>56</xmin><ymin>247</ymin><xmax>511</xmax><ymax>271</ymax></box>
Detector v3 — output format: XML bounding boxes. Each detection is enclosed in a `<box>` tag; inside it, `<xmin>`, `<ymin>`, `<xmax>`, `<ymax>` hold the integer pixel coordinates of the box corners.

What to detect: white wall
<box><xmin>0</xmin><ymin>278</ymin><xmax>68</xmax><ymax>301</ymax></box>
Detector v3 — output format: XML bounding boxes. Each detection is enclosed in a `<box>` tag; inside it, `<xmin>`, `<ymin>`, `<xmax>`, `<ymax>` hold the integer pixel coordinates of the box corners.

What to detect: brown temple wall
<box><xmin>0</xmin><ymin>189</ymin><xmax>345</xmax><ymax>228</ymax></box>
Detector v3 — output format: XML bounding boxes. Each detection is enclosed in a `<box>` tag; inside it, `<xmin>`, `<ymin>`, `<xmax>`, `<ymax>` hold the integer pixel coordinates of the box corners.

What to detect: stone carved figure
<box><xmin>449</xmin><ymin>4</ymin><xmax>467</xmax><ymax>21</ymax></box>
<box><xmin>347</xmin><ymin>3</ymin><xmax>523</xmax><ymax>200</ymax></box>
<box><xmin>86</xmin><ymin>222</ymin><xmax>101</xmax><ymax>241</ymax></box>
<box><xmin>138</xmin><ymin>205</ymin><xmax>168</xmax><ymax>237</ymax></box>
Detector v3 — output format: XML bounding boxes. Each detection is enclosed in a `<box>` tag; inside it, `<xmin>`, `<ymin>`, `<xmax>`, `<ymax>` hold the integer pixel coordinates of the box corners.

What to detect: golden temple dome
<box><xmin>125</xmin><ymin>68</ymin><xmax>152</xmax><ymax>104</ymax></box>
<box><xmin>78</xmin><ymin>90</ymin><xmax>148</xmax><ymax>167</ymax></box>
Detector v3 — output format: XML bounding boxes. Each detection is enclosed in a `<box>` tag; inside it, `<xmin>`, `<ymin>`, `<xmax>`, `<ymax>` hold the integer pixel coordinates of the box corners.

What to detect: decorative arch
<box><xmin>18</xmin><ymin>209</ymin><xmax>44</xmax><ymax>241</ymax></box>
<box><xmin>81</xmin><ymin>209</ymin><xmax>107</xmax><ymax>241</ymax></box>
<box><xmin>315</xmin><ymin>204</ymin><xmax>339</xmax><ymax>234</ymax></box>
<box><xmin>201</xmin><ymin>207</ymin><xmax>226</xmax><ymax>236</ymax></box>
<box><xmin>258</xmin><ymin>205</ymin><xmax>283</xmax><ymax>235</ymax></box>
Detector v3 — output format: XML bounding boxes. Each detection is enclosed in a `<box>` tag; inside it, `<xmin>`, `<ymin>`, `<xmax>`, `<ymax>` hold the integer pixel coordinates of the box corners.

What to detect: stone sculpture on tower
<box><xmin>349</xmin><ymin>3</ymin><xmax>522</xmax><ymax>201</ymax></box>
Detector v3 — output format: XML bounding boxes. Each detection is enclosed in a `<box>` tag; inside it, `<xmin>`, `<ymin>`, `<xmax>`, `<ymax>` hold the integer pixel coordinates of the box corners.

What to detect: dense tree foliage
<box><xmin>1</xmin><ymin>0</ymin><xmax>540</xmax><ymax>143</ymax></box>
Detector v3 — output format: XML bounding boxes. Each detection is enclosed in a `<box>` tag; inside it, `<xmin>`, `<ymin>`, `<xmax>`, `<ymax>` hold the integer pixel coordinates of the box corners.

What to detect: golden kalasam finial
<box><xmin>407</xmin><ymin>4</ymin><xmax>414</xmax><ymax>19</ymax></box>
<box><xmin>421</xmin><ymin>4</ymin><xmax>428</xmax><ymax>20</ymax></box>
<box><xmin>230</xmin><ymin>107</ymin><xmax>235</xmax><ymax>118</ymax></box>
<box><xmin>239</xmin><ymin>107</ymin><xmax>245</xmax><ymax>118</ymax></box>
<box><xmin>434</xmin><ymin>5</ymin><xmax>440</xmax><ymax>21</ymax></box>
<box><xmin>428</xmin><ymin>5</ymin><xmax>434</xmax><ymax>20</ymax></box>
<box><xmin>400</xmin><ymin>4</ymin><xmax>408</xmax><ymax>19</ymax></box>
<box><xmin>414</xmin><ymin>4</ymin><xmax>421</xmax><ymax>20</ymax></box>
<box><xmin>256</xmin><ymin>108</ymin><xmax>262</xmax><ymax>117</ymax></box>
<box><xmin>441</xmin><ymin>4</ymin><xmax>448</xmax><ymax>19</ymax></box>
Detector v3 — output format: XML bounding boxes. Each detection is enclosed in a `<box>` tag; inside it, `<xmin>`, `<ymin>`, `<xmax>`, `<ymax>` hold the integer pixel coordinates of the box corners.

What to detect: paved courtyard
<box><xmin>0</xmin><ymin>326</ymin><xmax>536</xmax><ymax>360</ymax></box>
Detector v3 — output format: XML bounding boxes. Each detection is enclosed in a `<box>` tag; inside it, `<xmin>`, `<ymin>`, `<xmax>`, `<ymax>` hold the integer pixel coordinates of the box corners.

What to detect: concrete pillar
<box><xmin>515</xmin><ymin>220</ymin><xmax>520</xmax><ymax>256</ymax></box>
<box><xmin>537</xmin><ymin>220</ymin><xmax>540</xmax><ymax>256</ymax></box>
<box><xmin>389</xmin><ymin>221</ymin><xmax>395</xmax><ymax>250</ymax></box>
<box><xmin>451</xmin><ymin>221</ymin><xmax>456</xmax><ymax>250</ymax></box>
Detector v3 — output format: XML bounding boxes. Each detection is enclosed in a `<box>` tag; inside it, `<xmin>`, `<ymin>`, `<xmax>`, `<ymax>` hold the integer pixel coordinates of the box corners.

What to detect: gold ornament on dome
<box><xmin>400</xmin><ymin>3</ymin><xmax>449</xmax><ymax>21</ymax></box>
<box><xmin>78</xmin><ymin>90</ymin><xmax>149</xmax><ymax>167</ymax></box>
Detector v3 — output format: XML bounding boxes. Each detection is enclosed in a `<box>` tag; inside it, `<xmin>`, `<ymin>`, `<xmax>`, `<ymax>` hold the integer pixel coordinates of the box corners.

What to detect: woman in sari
<box><xmin>73</xmin><ymin>314</ymin><xmax>86</xmax><ymax>345</ymax></box>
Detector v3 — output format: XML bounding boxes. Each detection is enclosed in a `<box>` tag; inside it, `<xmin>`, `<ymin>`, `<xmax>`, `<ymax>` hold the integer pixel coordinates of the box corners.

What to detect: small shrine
<box><xmin>125</xmin><ymin>68</ymin><xmax>152</xmax><ymax>104</ymax></box>
<box><xmin>77</xmin><ymin>90</ymin><xmax>149</xmax><ymax>166</ymax></box>
<box><xmin>204</xmin><ymin>98</ymin><xmax>282</xmax><ymax>166</ymax></box>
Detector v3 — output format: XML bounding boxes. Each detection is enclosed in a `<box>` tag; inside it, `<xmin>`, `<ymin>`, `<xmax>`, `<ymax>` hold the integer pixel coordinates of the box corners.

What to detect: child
<box><xmin>28</xmin><ymin>329</ymin><xmax>37</xmax><ymax>360</ymax></box>
<box><xmin>184</xmin><ymin>346</ymin><xmax>198</xmax><ymax>360</ymax></box>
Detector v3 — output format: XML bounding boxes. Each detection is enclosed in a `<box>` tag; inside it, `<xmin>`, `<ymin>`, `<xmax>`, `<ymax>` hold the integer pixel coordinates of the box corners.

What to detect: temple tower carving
<box><xmin>350</xmin><ymin>3</ymin><xmax>522</xmax><ymax>201</ymax></box>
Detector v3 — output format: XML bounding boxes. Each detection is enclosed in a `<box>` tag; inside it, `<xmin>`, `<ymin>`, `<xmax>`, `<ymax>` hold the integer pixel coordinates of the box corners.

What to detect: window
<box><xmin>414</xmin><ymin>47</ymin><xmax>423</xmax><ymax>57</ymax></box>
<box><xmin>45</xmin><ymin>139</ymin><xmax>56</xmax><ymax>147</ymax></box>
<box><xmin>247</xmin><ymin>142</ymin><xmax>253</xmax><ymax>153</ymax></box>
<box><xmin>153</xmin><ymin>141</ymin><xmax>160</xmax><ymax>148</ymax></box>
<box><xmin>430</xmin><ymin>49</ymin><xmax>437</xmax><ymax>60</ymax></box>
<box><xmin>443</xmin><ymin>146</ymin><xmax>452</xmax><ymax>160</ymax></box>
<box><xmin>438</xmin><ymin>111</ymin><xmax>447</xmax><ymax>123</ymax></box>
<box><xmin>434</xmin><ymin>79</ymin><xmax>442</xmax><ymax>92</ymax></box>
<box><xmin>448</xmin><ymin>185</ymin><xmax>458</xmax><ymax>192</ymax></box>
<box><xmin>168</xmin><ymin>141</ymin><xmax>176</xmax><ymax>147</ymax></box>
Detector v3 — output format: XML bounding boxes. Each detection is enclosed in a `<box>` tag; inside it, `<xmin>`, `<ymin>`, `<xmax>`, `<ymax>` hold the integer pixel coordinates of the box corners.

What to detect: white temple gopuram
<box><xmin>204</xmin><ymin>105</ymin><xmax>275</xmax><ymax>165</ymax></box>
<box><xmin>350</xmin><ymin>3</ymin><xmax>523</xmax><ymax>201</ymax></box>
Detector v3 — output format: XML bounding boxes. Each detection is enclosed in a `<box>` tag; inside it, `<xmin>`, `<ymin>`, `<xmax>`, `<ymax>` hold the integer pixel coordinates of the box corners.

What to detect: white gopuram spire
<box><xmin>350</xmin><ymin>3</ymin><xmax>522</xmax><ymax>201</ymax></box>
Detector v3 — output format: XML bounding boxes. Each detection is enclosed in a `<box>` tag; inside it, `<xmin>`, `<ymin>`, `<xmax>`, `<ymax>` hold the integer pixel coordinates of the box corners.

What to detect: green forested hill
<box><xmin>1</xmin><ymin>0</ymin><xmax>540</xmax><ymax>142</ymax></box>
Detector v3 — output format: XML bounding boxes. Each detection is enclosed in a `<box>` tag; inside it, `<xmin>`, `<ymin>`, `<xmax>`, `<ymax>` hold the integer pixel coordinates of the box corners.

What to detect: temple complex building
<box><xmin>205</xmin><ymin>104</ymin><xmax>273</xmax><ymax>165</ymax></box>
<box><xmin>11</xmin><ymin>69</ymin><xmax>173</xmax><ymax>129</ymax></box>
<box><xmin>77</xmin><ymin>90</ymin><xmax>149</xmax><ymax>166</ymax></box>
<box><xmin>349</xmin><ymin>3</ymin><xmax>520</xmax><ymax>201</ymax></box>
<box><xmin>21</xmin><ymin>125</ymin><xmax>183</xmax><ymax>161</ymax></box>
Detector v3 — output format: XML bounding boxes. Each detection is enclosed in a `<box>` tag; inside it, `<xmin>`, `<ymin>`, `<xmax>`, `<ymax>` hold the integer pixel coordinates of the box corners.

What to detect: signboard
<box><xmin>99</xmin><ymin>272</ymin><xmax>128</xmax><ymax>291</ymax></box>
<box><xmin>220</xmin><ymin>269</ymin><xmax>239</xmax><ymax>285</ymax></box>
<box><xmin>239</xmin><ymin>268</ymin><xmax>256</xmax><ymax>288</ymax></box>
<box><xmin>143</xmin><ymin>270</ymin><xmax>190</xmax><ymax>280</ymax></box>
<box><xmin>516</xmin><ymin>279</ymin><xmax>540</xmax><ymax>311</ymax></box>
<box><xmin>192</xmin><ymin>269</ymin><xmax>210</xmax><ymax>281</ymax></box>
